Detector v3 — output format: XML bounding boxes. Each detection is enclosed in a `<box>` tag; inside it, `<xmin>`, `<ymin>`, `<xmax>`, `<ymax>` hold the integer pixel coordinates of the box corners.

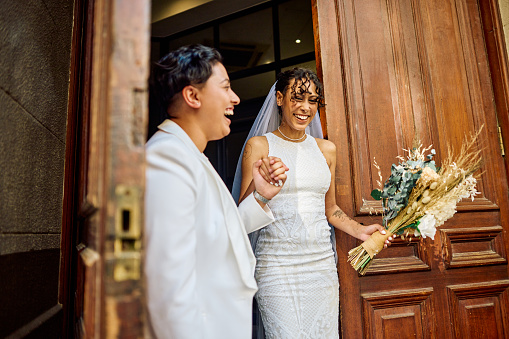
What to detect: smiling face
<box><xmin>277</xmin><ymin>78</ymin><xmax>319</xmax><ymax>132</ymax></box>
<box><xmin>196</xmin><ymin>62</ymin><xmax>240</xmax><ymax>141</ymax></box>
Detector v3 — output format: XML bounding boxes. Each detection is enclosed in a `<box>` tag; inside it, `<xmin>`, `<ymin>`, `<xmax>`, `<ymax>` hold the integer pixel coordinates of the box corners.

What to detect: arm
<box><xmin>238</xmin><ymin>136</ymin><xmax>288</xmax><ymax>206</ymax></box>
<box><xmin>145</xmin><ymin>143</ymin><xmax>202</xmax><ymax>339</ymax></box>
<box><xmin>319</xmin><ymin>139</ymin><xmax>390</xmax><ymax>242</ymax></box>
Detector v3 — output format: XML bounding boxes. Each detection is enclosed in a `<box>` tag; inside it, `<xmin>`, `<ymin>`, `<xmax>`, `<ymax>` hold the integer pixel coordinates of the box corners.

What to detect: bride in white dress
<box><xmin>233</xmin><ymin>68</ymin><xmax>390</xmax><ymax>339</ymax></box>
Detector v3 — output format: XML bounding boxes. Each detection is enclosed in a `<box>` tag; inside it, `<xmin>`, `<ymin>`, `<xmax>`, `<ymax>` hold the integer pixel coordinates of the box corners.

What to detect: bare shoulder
<box><xmin>315</xmin><ymin>138</ymin><xmax>336</xmax><ymax>155</ymax></box>
<box><xmin>247</xmin><ymin>135</ymin><xmax>268</xmax><ymax>147</ymax></box>
<box><xmin>315</xmin><ymin>138</ymin><xmax>336</xmax><ymax>166</ymax></box>
<box><xmin>243</xmin><ymin>135</ymin><xmax>269</xmax><ymax>160</ymax></box>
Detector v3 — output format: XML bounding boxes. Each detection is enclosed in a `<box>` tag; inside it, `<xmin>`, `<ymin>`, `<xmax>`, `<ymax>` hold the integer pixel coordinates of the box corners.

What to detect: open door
<box><xmin>62</xmin><ymin>0</ymin><xmax>150</xmax><ymax>336</ymax></box>
<box><xmin>313</xmin><ymin>0</ymin><xmax>509</xmax><ymax>337</ymax></box>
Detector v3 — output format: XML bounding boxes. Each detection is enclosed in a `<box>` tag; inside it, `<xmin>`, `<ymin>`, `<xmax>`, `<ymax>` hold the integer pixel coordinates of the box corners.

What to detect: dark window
<box><xmin>151</xmin><ymin>0</ymin><xmax>316</xmax><ymax>191</ymax></box>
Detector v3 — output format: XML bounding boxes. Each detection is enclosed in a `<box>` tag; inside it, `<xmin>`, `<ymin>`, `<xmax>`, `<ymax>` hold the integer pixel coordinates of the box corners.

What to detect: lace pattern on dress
<box><xmin>254</xmin><ymin>133</ymin><xmax>339</xmax><ymax>339</ymax></box>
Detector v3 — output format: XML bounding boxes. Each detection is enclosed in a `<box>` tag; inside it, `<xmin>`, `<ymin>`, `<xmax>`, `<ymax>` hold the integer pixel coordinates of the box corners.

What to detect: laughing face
<box><xmin>276</xmin><ymin>78</ymin><xmax>319</xmax><ymax>132</ymax></box>
<box><xmin>197</xmin><ymin>62</ymin><xmax>240</xmax><ymax>141</ymax></box>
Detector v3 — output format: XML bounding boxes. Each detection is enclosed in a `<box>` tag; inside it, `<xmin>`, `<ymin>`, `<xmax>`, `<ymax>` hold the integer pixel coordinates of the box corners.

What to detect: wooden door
<box><xmin>60</xmin><ymin>0</ymin><xmax>95</xmax><ymax>336</ymax></box>
<box><xmin>62</xmin><ymin>0</ymin><xmax>150</xmax><ymax>337</ymax></box>
<box><xmin>313</xmin><ymin>0</ymin><xmax>509</xmax><ymax>337</ymax></box>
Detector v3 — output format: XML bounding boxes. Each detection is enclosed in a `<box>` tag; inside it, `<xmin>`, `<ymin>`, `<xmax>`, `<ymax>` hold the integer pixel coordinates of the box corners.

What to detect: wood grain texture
<box><xmin>362</xmin><ymin>288</ymin><xmax>435</xmax><ymax>339</ymax></box>
<box><xmin>447</xmin><ymin>280</ymin><xmax>509</xmax><ymax>338</ymax></box>
<box><xmin>478</xmin><ymin>0</ymin><xmax>509</xmax><ymax>181</ymax></box>
<box><xmin>441</xmin><ymin>225</ymin><xmax>507</xmax><ymax>268</ymax></box>
<box><xmin>314</xmin><ymin>0</ymin><xmax>509</xmax><ymax>337</ymax></box>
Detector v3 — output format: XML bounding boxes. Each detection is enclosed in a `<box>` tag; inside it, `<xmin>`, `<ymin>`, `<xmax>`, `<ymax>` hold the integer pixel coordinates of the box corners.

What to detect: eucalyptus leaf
<box><xmin>407</xmin><ymin>160</ymin><xmax>418</xmax><ymax>168</ymax></box>
<box><xmin>371</xmin><ymin>189</ymin><xmax>382</xmax><ymax>200</ymax></box>
<box><xmin>387</xmin><ymin>200</ymin><xmax>396</xmax><ymax>209</ymax></box>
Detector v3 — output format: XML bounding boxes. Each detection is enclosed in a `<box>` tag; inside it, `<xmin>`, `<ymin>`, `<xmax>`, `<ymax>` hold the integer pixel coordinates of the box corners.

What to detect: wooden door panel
<box><xmin>338</xmin><ymin>0</ymin><xmax>435</xmax><ymax>216</ymax></box>
<box><xmin>447</xmin><ymin>280</ymin><xmax>509</xmax><ymax>338</ymax></box>
<box><xmin>441</xmin><ymin>225</ymin><xmax>507</xmax><ymax>269</ymax></box>
<box><xmin>438</xmin><ymin>0</ymin><xmax>501</xmax><ymax>211</ymax></box>
<box><xmin>362</xmin><ymin>288</ymin><xmax>435</xmax><ymax>339</ymax></box>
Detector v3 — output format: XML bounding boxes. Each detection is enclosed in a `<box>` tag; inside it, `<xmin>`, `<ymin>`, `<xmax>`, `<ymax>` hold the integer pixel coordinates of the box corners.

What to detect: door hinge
<box><xmin>498</xmin><ymin>125</ymin><xmax>505</xmax><ymax>157</ymax></box>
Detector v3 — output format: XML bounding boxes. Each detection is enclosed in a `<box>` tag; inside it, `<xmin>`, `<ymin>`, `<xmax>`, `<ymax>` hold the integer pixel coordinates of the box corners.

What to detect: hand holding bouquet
<box><xmin>348</xmin><ymin>131</ymin><xmax>483</xmax><ymax>275</ymax></box>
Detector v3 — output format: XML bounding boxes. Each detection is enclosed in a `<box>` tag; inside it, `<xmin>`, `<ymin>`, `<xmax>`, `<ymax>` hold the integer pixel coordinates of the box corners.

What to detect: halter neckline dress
<box><xmin>254</xmin><ymin>132</ymin><xmax>339</xmax><ymax>339</ymax></box>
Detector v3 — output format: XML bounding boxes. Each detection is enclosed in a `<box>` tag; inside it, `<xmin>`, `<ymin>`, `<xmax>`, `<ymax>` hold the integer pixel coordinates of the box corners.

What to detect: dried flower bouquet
<box><xmin>348</xmin><ymin>131</ymin><xmax>483</xmax><ymax>275</ymax></box>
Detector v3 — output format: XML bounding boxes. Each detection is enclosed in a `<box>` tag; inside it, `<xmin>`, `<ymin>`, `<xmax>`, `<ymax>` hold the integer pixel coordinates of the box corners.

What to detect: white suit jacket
<box><xmin>145</xmin><ymin>120</ymin><xmax>274</xmax><ymax>339</ymax></box>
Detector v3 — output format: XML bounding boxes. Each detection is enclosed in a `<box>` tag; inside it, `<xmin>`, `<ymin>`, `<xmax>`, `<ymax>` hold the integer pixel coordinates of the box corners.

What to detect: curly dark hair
<box><xmin>148</xmin><ymin>44</ymin><xmax>223</xmax><ymax>138</ymax></box>
<box><xmin>275</xmin><ymin>67</ymin><xmax>325</xmax><ymax>114</ymax></box>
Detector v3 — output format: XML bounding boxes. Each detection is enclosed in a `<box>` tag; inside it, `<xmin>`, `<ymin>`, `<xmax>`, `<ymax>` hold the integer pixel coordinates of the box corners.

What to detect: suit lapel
<box><xmin>201</xmin><ymin>159</ymin><xmax>258</xmax><ymax>290</ymax></box>
<box><xmin>158</xmin><ymin>120</ymin><xmax>257</xmax><ymax>290</ymax></box>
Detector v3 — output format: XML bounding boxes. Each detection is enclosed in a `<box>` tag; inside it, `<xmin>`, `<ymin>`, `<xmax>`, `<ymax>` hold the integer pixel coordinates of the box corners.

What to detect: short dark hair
<box><xmin>148</xmin><ymin>44</ymin><xmax>223</xmax><ymax>138</ymax></box>
<box><xmin>275</xmin><ymin>67</ymin><xmax>325</xmax><ymax>114</ymax></box>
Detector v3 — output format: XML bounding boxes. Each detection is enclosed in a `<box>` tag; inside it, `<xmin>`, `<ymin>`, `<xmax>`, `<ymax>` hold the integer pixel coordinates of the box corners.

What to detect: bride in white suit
<box><xmin>144</xmin><ymin>45</ymin><xmax>288</xmax><ymax>339</ymax></box>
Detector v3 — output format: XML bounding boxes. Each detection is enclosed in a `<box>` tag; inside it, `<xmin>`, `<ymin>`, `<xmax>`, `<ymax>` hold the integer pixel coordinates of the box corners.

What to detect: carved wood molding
<box><xmin>440</xmin><ymin>225</ymin><xmax>507</xmax><ymax>268</ymax></box>
<box><xmin>361</xmin><ymin>287</ymin><xmax>435</xmax><ymax>339</ymax></box>
<box><xmin>447</xmin><ymin>279</ymin><xmax>509</xmax><ymax>338</ymax></box>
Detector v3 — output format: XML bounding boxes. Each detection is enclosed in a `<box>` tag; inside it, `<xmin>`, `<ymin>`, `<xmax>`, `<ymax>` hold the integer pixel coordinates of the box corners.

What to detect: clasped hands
<box><xmin>252</xmin><ymin>156</ymin><xmax>289</xmax><ymax>201</ymax></box>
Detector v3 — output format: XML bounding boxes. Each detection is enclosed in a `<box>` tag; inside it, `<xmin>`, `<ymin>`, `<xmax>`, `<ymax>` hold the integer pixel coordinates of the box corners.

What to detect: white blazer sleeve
<box><xmin>145</xmin><ymin>141</ymin><xmax>203</xmax><ymax>339</ymax></box>
<box><xmin>237</xmin><ymin>192</ymin><xmax>274</xmax><ymax>234</ymax></box>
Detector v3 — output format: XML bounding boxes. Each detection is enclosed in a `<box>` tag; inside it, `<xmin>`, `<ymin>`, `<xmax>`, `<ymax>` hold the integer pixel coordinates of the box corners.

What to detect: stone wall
<box><xmin>0</xmin><ymin>1</ymin><xmax>74</xmax><ymax>336</ymax></box>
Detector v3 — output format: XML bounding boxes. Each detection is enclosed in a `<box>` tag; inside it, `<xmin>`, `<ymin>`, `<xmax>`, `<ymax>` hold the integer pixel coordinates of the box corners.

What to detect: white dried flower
<box><xmin>423</xmin><ymin>166</ymin><xmax>439</xmax><ymax>180</ymax></box>
<box><xmin>418</xmin><ymin>214</ymin><xmax>437</xmax><ymax>239</ymax></box>
<box><xmin>427</xmin><ymin>198</ymin><xmax>457</xmax><ymax>227</ymax></box>
<box><xmin>453</xmin><ymin>175</ymin><xmax>479</xmax><ymax>201</ymax></box>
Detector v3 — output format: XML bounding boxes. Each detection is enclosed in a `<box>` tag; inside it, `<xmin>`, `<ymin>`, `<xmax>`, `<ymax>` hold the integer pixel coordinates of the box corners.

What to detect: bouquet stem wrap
<box><xmin>361</xmin><ymin>231</ymin><xmax>393</xmax><ymax>258</ymax></box>
<box><xmin>348</xmin><ymin>231</ymin><xmax>392</xmax><ymax>275</ymax></box>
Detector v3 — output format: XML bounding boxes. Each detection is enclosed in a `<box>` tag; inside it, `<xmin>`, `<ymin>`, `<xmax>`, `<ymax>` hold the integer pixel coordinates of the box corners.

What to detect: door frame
<box><xmin>478</xmin><ymin>0</ymin><xmax>509</xmax><ymax>181</ymax></box>
<box><xmin>60</xmin><ymin>0</ymin><xmax>151</xmax><ymax>336</ymax></box>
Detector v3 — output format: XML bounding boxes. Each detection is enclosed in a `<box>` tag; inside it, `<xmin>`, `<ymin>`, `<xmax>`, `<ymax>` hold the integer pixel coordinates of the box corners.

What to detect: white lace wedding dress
<box><xmin>254</xmin><ymin>133</ymin><xmax>339</xmax><ymax>339</ymax></box>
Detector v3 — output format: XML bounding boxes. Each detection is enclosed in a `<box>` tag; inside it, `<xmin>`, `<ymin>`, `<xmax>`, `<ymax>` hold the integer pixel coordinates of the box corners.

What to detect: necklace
<box><xmin>278</xmin><ymin>126</ymin><xmax>306</xmax><ymax>141</ymax></box>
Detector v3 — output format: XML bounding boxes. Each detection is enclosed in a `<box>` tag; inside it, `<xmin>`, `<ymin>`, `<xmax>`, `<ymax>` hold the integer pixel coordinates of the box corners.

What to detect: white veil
<box><xmin>231</xmin><ymin>82</ymin><xmax>337</xmax><ymax>339</ymax></box>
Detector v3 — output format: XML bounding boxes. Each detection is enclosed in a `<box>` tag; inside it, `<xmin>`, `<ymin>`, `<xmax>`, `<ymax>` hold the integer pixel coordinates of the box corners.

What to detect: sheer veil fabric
<box><xmin>231</xmin><ymin>82</ymin><xmax>338</xmax><ymax>338</ymax></box>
